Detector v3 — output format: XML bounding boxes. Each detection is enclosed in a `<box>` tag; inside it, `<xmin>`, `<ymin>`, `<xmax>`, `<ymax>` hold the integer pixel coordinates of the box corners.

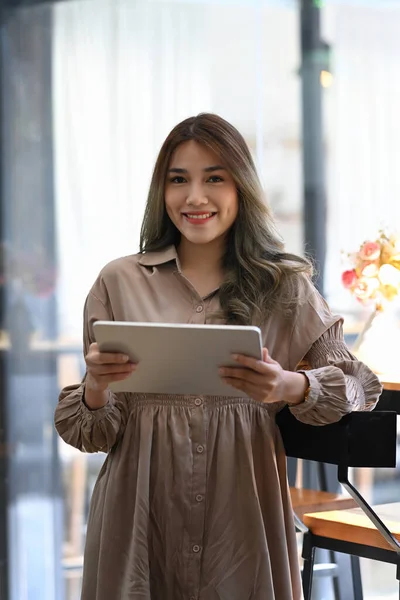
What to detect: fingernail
<box><xmin>219</xmin><ymin>368</ymin><xmax>225</xmax><ymax>375</ymax></box>
<box><xmin>232</xmin><ymin>354</ymin><xmax>239</xmax><ymax>360</ymax></box>
<box><xmin>121</xmin><ymin>355</ymin><xmax>129</xmax><ymax>362</ymax></box>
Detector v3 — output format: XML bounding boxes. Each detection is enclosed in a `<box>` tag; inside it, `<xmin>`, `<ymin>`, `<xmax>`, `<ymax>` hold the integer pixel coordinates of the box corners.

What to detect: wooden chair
<box><xmin>276</xmin><ymin>407</ymin><xmax>399</xmax><ymax>600</ymax></box>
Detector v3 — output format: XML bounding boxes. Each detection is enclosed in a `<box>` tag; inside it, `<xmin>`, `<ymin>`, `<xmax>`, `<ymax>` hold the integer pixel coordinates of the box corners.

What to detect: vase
<box><xmin>352</xmin><ymin>301</ymin><xmax>400</xmax><ymax>380</ymax></box>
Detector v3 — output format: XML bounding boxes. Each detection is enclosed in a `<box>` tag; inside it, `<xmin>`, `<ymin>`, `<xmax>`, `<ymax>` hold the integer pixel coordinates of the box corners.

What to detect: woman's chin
<box><xmin>180</xmin><ymin>230</ymin><xmax>222</xmax><ymax>247</ymax></box>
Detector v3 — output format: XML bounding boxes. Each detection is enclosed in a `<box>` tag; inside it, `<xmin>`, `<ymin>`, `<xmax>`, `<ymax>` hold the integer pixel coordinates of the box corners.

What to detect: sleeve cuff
<box><xmin>80</xmin><ymin>385</ymin><xmax>114</xmax><ymax>423</ymax></box>
<box><xmin>289</xmin><ymin>370</ymin><xmax>322</xmax><ymax>417</ymax></box>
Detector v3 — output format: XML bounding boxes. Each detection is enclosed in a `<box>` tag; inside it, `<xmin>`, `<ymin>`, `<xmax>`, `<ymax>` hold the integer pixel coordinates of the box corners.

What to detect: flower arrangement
<box><xmin>341</xmin><ymin>231</ymin><xmax>400</xmax><ymax>307</ymax></box>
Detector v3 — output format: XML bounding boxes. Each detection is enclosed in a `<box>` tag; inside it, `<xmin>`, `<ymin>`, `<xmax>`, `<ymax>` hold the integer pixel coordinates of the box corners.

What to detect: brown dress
<box><xmin>55</xmin><ymin>246</ymin><xmax>382</xmax><ymax>600</ymax></box>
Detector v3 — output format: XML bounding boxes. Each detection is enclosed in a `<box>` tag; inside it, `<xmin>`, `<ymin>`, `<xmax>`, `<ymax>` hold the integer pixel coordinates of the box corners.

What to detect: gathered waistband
<box><xmin>125</xmin><ymin>393</ymin><xmax>282</xmax><ymax>413</ymax></box>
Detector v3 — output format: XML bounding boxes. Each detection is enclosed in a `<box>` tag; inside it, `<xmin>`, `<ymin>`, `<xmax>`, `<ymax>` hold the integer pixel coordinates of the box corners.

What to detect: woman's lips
<box><xmin>182</xmin><ymin>212</ymin><xmax>217</xmax><ymax>225</ymax></box>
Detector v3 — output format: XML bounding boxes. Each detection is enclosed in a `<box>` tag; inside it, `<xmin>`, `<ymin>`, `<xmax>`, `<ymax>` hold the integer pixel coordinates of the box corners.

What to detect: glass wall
<box><xmin>0</xmin><ymin>1</ymin><xmax>399</xmax><ymax>599</ymax></box>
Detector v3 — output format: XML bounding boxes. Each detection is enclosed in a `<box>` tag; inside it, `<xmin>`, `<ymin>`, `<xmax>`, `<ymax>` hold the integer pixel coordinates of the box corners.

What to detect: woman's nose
<box><xmin>186</xmin><ymin>185</ymin><xmax>208</xmax><ymax>206</ymax></box>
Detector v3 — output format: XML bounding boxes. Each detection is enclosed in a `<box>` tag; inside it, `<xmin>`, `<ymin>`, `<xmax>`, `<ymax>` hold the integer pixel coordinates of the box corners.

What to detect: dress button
<box><xmin>196</xmin><ymin>494</ymin><xmax>203</xmax><ymax>502</ymax></box>
<box><xmin>87</xmin><ymin>414</ymin><xmax>93</xmax><ymax>421</ymax></box>
<box><xmin>196</xmin><ymin>305</ymin><xmax>204</xmax><ymax>313</ymax></box>
<box><xmin>196</xmin><ymin>445</ymin><xmax>204</xmax><ymax>454</ymax></box>
<box><xmin>192</xmin><ymin>544</ymin><xmax>201</xmax><ymax>553</ymax></box>
<box><xmin>194</xmin><ymin>398</ymin><xmax>202</xmax><ymax>406</ymax></box>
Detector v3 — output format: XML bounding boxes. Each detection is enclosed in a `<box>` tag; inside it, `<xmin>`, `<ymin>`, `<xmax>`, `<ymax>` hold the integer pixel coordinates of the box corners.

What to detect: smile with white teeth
<box><xmin>184</xmin><ymin>212</ymin><xmax>215</xmax><ymax>219</ymax></box>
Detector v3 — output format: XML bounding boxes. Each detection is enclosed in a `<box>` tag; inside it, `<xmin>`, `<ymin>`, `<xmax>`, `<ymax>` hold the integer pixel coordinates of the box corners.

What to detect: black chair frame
<box><xmin>276</xmin><ymin>408</ymin><xmax>399</xmax><ymax>600</ymax></box>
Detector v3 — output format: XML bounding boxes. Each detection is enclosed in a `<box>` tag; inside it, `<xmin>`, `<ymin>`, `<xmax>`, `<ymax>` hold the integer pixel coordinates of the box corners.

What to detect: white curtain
<box><xmin>324</xmin><ymin>3</ymin><xmax>400</xmax><ymax>308</ymax></box>
<box><xmin>52</xmin><ymin>0</ymin><xmax>400</xmax><ymax>332</ymax></box>
<box><xmin>53</xmin><ymin>0</ymin><xmax>212</xmax><ymax>339</ymax></box>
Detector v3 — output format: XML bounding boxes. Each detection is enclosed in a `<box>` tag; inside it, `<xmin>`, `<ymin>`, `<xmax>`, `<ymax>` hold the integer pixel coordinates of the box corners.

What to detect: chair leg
<box><xmin>329</xmin><ymin>550</ymin><xmax>341</xmax><ymax>600</ymax></box>
<box><xmin>302</xmin><ymin>532</ymin><xmax>316</xmax><ymax>600</ymax></box>
<box><xmin>350</xmin><ymin>555</ymin><xmax>363</xmax><ymax>600</ymax></box>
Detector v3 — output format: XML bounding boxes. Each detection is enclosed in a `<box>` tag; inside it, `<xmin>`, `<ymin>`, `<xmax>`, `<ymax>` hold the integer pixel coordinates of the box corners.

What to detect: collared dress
<box><xmin>55</xmin><ymin>246</ymin><xmax>382</xmax><ymax>600</ymax></box>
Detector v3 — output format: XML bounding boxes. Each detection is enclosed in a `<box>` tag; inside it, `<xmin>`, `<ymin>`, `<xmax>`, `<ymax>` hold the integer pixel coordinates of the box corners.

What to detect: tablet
<box><xmin>93</xmin><ymin>321</ymin><xmax>263</xmax><ymax>397</ymax></box>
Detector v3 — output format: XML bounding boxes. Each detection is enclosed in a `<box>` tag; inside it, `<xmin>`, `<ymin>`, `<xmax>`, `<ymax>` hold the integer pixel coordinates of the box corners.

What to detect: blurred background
<box><xmin>0</xmin><ymin>0</ymin><xmax>399</xmax><ymax>598</ymax></box>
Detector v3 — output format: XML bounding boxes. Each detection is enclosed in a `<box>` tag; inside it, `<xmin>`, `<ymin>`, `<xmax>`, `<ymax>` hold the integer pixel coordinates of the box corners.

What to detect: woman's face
<box><xmin>165</xmin><ymin>141</ymin><xmax>239</xmax><ymax>247</ymax></box>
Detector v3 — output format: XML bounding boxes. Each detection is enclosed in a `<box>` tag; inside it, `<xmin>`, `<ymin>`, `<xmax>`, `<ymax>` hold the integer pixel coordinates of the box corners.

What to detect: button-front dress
<box><xmin>55</xmin><ymin>246</ymin><xmax>382</xmax><ymax>600</ymax></box>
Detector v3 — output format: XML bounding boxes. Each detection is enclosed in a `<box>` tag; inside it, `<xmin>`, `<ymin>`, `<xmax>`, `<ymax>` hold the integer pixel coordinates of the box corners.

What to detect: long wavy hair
<box><xmin>140</xmin><ymin>113</ymin><xmax>313</xmax><ymax>325</ymax></box>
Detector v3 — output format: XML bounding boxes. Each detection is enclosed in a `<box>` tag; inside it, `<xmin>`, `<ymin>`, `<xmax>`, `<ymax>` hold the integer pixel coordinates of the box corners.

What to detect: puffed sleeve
<box><xmin>288</xmin><ymin>287</ymin><xmax>382</xmax><ymax>426</ymax></box>
<box><xmin>54</xmin><ymin>276</ymin><xmax>130</xmax><ymax>453</ymax></box>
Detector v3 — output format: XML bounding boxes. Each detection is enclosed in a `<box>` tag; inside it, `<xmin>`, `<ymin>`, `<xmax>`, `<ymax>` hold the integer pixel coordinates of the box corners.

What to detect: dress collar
<box><xmin>137</xmin><ymin>245</ymin><xmax>178</xmax><ymax>267</ymax></box>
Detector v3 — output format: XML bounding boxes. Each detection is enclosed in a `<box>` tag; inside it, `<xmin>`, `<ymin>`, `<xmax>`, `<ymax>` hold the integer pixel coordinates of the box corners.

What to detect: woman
<box><xmin>55</xmin><ymin>113</ymin><xmax>382</xmax><ymax>600</ymax></box>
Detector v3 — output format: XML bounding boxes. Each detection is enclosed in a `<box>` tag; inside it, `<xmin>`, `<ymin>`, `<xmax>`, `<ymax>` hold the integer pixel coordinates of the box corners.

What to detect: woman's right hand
<box><xmin>85</xmin><ymin>342</ymin><xmax>137</xmax><ymax>393</ymax></box>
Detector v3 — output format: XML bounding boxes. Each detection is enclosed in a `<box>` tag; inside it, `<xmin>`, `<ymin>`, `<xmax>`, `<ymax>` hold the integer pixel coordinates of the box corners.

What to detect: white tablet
<box><xmin>93</xmin><ymin>321</ymin><xmax>263</xmax><ymax>397</ymax></box>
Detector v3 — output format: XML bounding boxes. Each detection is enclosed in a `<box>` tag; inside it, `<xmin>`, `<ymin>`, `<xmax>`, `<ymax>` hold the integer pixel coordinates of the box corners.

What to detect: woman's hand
<box><xmin>219</xmin><ymin>348</ymin><xmax>308</xmax><ymax>405</ymax></box>
<box><xmin>85</xmin><ymin>342</ymin><xmax>137</xmax><ymax>393</ymax></box>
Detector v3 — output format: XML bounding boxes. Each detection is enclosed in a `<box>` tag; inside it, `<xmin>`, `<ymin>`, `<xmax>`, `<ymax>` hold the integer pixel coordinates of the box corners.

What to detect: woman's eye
<box><xmin>169</xmin><ymin>176</ymin><xmax>186</xmax><ymax>184</ymax></box>
<box><xmin>208</xmin><ymin>175</ymin><xmax>223</xmax><ymax>183</ymax></box>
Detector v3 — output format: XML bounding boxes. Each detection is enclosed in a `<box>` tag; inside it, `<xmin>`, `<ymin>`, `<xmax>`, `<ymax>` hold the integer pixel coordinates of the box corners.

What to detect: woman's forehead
<box><xmin>169</xmin><ymin>140</ymin><xmax>224</xmax><ymax>169</ymax></box>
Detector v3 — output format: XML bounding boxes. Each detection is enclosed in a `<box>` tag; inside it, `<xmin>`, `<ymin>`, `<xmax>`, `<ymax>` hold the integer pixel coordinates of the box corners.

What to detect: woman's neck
<box><xmin>177</xmin><ymin>238</ymin><xmax>224</xmax><ymax>273</ymax></box>
<box><xmin>177</xmin><ymin>239</ymin><xmax>226</xmax><ymax>298</ymax></box>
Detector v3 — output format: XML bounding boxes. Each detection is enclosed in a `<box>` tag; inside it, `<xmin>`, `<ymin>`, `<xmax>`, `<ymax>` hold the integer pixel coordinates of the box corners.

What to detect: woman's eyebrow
<box><xmin>168</xmin><ymin>167</ymin><xmax>187</xmax><ymax>174</ymax></box>
<box><xmin>168</xmin><ymin>165</ymin><xmax>226</xmax><ymax>174</ymax></box>
<box><xmin>204</xmin><ymin>165</ymin><xmax>226</xmax><ymax>173</ymax></box>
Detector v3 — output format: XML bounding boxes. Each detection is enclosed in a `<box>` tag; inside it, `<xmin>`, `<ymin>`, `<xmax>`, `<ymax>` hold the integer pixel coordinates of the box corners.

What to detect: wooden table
<box><xmin>290</xmin><ymin>487</ymin><xmax>357</xmax><ymax>520</ymax></box>
<box><xmin>382</xmin><ymin>380</ymin><xmax>400</xmax><ymax>392</ymax></box>
<box><xmin>303</xmin><ymin>503</ymin><xmax>400</xmax><ymax>553</ymax></box>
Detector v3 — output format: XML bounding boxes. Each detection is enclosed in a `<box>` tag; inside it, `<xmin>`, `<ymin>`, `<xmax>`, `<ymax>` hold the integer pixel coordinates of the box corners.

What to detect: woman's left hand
<box><xmin>219</xmin><ymin>348</ymin><xmax>308</xmax><ymax>405</ymax></box>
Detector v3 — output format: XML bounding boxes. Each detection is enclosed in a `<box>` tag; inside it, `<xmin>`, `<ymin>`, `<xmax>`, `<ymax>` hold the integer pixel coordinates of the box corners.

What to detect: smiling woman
<box><xmin>55</xmin><ymin>113</ymin><xmax>383</xmax><ymax>600</ymax></box>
